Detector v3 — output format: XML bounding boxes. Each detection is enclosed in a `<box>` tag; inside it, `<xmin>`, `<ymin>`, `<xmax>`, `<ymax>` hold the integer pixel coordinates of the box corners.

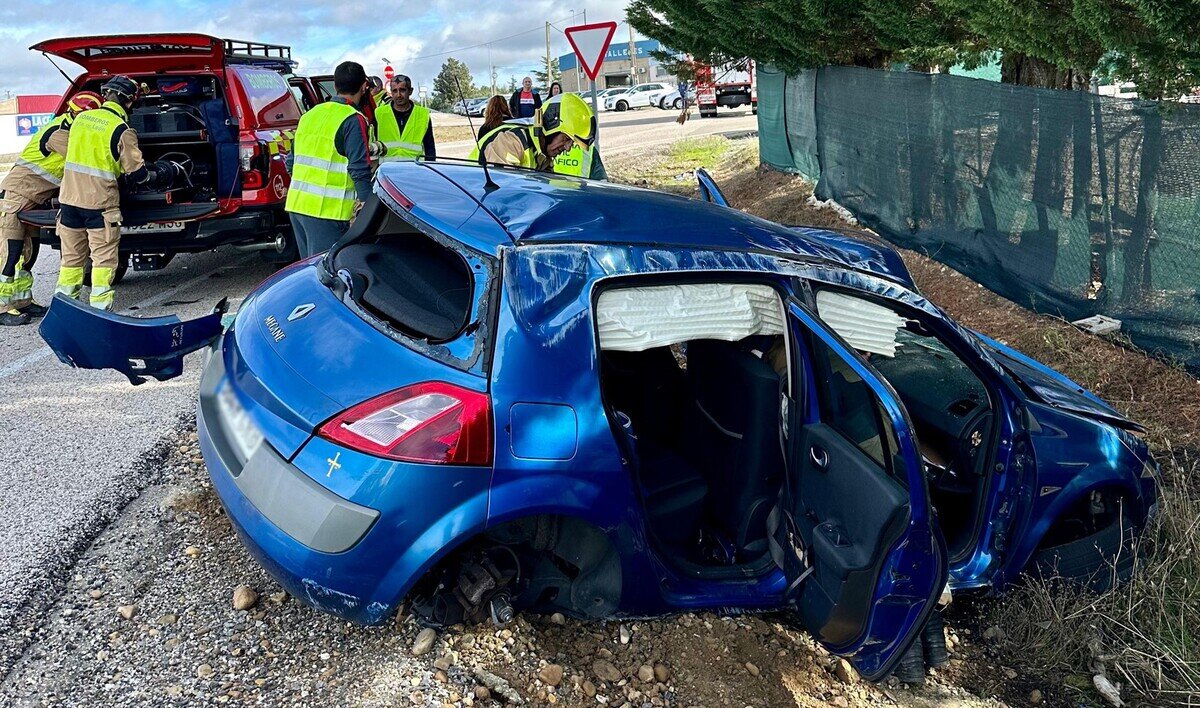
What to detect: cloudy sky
<box><xmin>0</xmin><ymin>0</ymin><xmax>641</xmax><ymax>97</ymax></box>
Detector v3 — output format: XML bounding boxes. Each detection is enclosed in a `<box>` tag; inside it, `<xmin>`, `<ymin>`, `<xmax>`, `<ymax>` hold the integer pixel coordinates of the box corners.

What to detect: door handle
<box><xmin>810</xmin><ymin>446</ymin><xmax>829</xmax><ymax>470</ymax></box>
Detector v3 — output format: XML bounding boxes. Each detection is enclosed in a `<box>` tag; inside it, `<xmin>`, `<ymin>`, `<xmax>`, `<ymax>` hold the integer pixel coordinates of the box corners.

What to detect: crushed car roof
<box><xmin>377</xmin><ymin>161</ymin><xmax>913</xmax><ymax>285</ymax></box>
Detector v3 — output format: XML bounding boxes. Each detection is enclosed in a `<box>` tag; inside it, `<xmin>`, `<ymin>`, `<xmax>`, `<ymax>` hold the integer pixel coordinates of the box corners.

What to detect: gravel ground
<box><xmin>0</xmin><ymin>423</ymin><xmax>1005</xmax><ymax>707</ymax></box>
<box><xmin>0</xmin><ymin>245</ymin><xmax>272</xmax><ymax>676</ymax></box>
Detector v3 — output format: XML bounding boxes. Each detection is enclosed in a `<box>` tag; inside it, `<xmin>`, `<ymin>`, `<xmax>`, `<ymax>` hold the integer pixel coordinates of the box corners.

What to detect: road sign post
<box><xmin>564</xmin><ymin>21</ymin><xmax>618</xmax><ymax>151</ymax></box>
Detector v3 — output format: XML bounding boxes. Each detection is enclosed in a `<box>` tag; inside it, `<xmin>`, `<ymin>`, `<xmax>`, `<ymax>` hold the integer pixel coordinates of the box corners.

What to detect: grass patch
<box><xmin>609</xmin><ymin>135</ymin><xmax>734</xmax><ymax>192</ymax></box>
<box><xmin>667</xmin><ymin>136</ymin><xmax>731</xmax><ymax>164</ymax></box>
<box><xmin>609</xmin><ymin>137</ymin><xmax>1200</xmax><ymax>706</ymax></box>
<box><xmin>435</xmin><ymin>125</ymin><xmax>478</xmax><ymax>144</ymax></box>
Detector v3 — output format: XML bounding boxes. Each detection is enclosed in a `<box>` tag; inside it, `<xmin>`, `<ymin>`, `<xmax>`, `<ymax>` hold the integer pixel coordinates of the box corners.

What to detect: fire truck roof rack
<box><xmin>223</xmin><ymin>39</ymin><xmax>296</xmax><ymax>68</ymax></box>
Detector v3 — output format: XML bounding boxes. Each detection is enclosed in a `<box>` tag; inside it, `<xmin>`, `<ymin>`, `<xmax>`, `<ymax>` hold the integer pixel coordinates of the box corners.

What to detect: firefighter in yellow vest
<box><xmin>471</xmin><ymin>93</ymin><xmax>596</xmax><ymax>172</ymax></box>
<box><xmin>56</xmin><ymin>76</ymin><xmax>175</xmax><ymax>311</ymax></box>
<box><xmin>375</xmin><ymin>74</ymin><xmax>434</xmax><ymax>163</ymax></box>
<box><xmin>0</xmin><ymin>91</ymin><xmax>102</xmax><ymax>325</ymax></box>
<box><xmin>284</xmin><ymin>61</ymin><xmax>374</xmax><ymax>258</ymax></box>
<box><xmin>552</xmin><ymin>143</ymin><xmax>607</xmax><ymax>180</ymax></box>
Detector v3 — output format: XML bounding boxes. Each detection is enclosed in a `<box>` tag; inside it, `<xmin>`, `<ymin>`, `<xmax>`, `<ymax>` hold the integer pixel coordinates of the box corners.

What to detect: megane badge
<box><xmin>288</xmin><ymin>303</ymin><xmax>316</xmax><ymax>322</ymax></box>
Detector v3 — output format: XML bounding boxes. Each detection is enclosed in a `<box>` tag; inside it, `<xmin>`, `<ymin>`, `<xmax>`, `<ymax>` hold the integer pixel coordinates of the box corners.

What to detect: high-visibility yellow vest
<box><xmin>552</xmin><ymin>144</ymin><xmax>596</xmax><ymax>178</ymax></box>
<box><xmin>16</xmin><ymin>114</ymin><xmax>70</xmax><ymax>185</ymax></box>
<box><xmin>64</xmin><ymin>102</ymin><xmax>128</xmax><ymax>183</ymax></box>
<box><xmin>285</xmin><ymin>101</ymin><xmax>361</xmax><ymax>221</ymax></box>
<box><xmin>470</xmin><ymin>123</ymin><xmax>539</xmax><ymax>169</ymax></box>
<box><xmin>376</xmin><ymin>103</ymin><xmax>430</xmax><ymax>162</ymax></box>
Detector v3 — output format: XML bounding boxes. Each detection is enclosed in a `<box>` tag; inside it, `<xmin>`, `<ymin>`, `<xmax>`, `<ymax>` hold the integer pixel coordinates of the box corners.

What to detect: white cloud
<box><xmin>0</xmin><ymin>0</ymin><xmax>639</xmax><ymax>97</ymax></box>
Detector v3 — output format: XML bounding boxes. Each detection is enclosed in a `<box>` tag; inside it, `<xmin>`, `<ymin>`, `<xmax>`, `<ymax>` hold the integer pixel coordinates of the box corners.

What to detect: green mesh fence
<box><xmin>757</xmin><ymin>65</ymin><xmax>1200</xmax><ymax>370</ymax></box>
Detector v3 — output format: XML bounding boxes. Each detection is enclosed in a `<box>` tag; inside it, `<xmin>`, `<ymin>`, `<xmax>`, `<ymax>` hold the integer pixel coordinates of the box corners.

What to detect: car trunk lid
<box><xmin>31</xmin><ymin>34</ymin><xmax>225</xmax><ymax>74</ymax></box>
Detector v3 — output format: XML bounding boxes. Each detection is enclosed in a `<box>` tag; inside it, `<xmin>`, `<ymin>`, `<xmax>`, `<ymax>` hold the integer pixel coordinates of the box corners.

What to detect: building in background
<box><xmin>0</xmin><ymin>94</ymin><xmax>61</xmax><ymax>155</ymax></box>
<box><xmin>558</xmin><ymin>39</ymin><xmax>677</xmax><ymax>92</ymax></box>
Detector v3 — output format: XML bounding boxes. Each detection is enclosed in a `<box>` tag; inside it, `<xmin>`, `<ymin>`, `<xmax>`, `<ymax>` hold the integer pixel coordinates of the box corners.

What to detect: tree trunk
<box><xmin>907</xmin><ymin>74</ymin><xmax>934</xmax><ymax>229</ymax></box>
<box><xmin>1123</xmin><ymin>105</ymin><xmax>1162</xmax><ymax>303</ymax></box>
<box><xmin>978</xmin><ymin>54</ymin><xmax>1092</xmax><ymax>247</ymax></box>
<box><xmin>936</xmin><ymin>67</ymin><xmax>959</xmax><ymax>228</ymax></box>
<box><xmin>1000</xmin><ymin>54</ymin><xmax>1090</xmax><ymax>90</ymax></box>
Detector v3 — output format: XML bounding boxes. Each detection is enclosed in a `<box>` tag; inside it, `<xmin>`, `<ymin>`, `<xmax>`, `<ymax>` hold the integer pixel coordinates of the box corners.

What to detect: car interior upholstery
<box><xmin>602</xmin><ymin>336</ymin><xmax>786</xmax><ymax>568</ymax></box>
<box><xmin>599</xmin><ymin>282</ymin><xmax>996</xmax><ymax>580</ymax></box>
<box><xmin>331</xmin><ymin>211</ymin><xmax>474</xmax><ymax>342</ymax></box>
<box><xmin>816</xmin><ymin>289</ymin><xmax>995</xmax><ymax>561</ymax></box>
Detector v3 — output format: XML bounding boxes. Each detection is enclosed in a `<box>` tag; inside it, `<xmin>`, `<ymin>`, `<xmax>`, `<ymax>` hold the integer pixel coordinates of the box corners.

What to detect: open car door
<box><xmin>776</xmin><ymin>299</ymin><xmax>946</xmax><ymax>681</ymax></box>
<box><xmin>309</xmin><ymin>75</ymin><xmax>335</xmax><ymax>103</ymax></box>
<box><xmin>31</xmin><ymin>34</ymin><xmax>225</xmax><ymax>75</ymax></box>
<box><xmin>695</xmin><ymin>168</ymin><xmax>729</xmax><ymax>206</ymax></box>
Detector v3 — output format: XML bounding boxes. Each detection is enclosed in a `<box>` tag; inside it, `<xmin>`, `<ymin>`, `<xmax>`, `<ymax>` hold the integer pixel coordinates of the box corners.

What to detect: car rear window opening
<box><xmin>333</xmin><ymin>214</ymin><xmax>474</xmax><ymax>343</ymax></box>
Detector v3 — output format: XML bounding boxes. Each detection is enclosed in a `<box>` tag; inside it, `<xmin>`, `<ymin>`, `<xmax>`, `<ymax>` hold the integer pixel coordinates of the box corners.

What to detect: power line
<box><xmin>302</xmin><ymin>12</ymin><xmax>585</xmax><ymax>73</ymax></box>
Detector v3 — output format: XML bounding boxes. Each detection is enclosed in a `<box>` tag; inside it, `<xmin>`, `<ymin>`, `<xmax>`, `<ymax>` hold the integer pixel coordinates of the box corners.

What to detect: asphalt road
<box><xmin>437</xmin><ymin>104</ymin><xmax>758</xmax><ymax>158</ymax></box>
<box><xmin>0</xmin><ymin>106</ymin><xmax>757</xmax><ymax>677</ymax></box>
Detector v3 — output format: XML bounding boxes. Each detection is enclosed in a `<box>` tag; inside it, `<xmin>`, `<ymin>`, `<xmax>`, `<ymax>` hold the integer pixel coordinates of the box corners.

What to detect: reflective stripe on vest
<box><xmin>16</xmin><ymin>114</ymin><xmax>69</xmax><ymax>185</ymax></box>
<box><xmin>285</xmin><ymin>101</ymin><xmax>361</xmax><ymax>221</ymax></box>
<box><xmin>471</xmin><ymin>123</ymin><xmax>538</xmax><ymax>168</ymax></box>
<box><xmin>64</xmin><ymin>103</ymin><xmax>127</xmax><ymax>183</ymax></box>
<box><xmin>552</xmin><ymin>144</ymin><xmax>594</xmax><ymax>178</ymax></box>
<box><xmin>376</xmin><ymin>103</ymin><xmax>431</xmax><ymax>161</ymax></box>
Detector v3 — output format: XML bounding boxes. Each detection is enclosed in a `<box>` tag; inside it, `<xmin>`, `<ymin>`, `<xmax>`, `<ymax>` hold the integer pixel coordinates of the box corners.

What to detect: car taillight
<box><xmin>379</xmin><ymin>175</ymin><xmax>414</xmax><ymax>210</ymax></box>
<box><xmin>318</xmin><ymin>382</ymin><xmax>492</xmax><ymax>465</ymax></box>
<box><xmin>240</xmin><ymin>140</ymin><xmax>266</xmax><ymax>189</ymax></box>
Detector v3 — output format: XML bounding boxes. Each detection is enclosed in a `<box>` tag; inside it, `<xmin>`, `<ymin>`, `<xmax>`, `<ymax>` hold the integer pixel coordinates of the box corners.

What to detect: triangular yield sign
<box><xmin>564</xmin><ymin>22</ymin><xmax>618</xmax><ymax>82</ymax></box>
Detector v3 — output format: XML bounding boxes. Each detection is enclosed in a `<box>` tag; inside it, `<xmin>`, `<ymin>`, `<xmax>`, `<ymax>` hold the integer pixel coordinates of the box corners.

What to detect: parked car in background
<box><xmin>43</xmin><ymin>161</ymin><xmax>1158</xmax><ymax>684</ymax></box>
<box><xmin>658</xmin><ymin>84</ymin><xmax>696</xmax><ymax>110</ymax></box>
<box><xmin>466</xmin><ymin>98</ymin><xmax>488</xmax><ymax>117</ymax></box>
<box><xmin>603</xmin><ymin>82</ymin><xmax>673</xmax><ymax>111</ymax></box>
<box><xmin>21</xmin><ymin>33</ymin><xmax>312</xmax><ymax>279</ymax></box>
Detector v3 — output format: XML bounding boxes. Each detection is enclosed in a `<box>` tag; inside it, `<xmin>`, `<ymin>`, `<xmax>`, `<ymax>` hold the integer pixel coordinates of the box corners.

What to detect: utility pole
<box><xmin>627</xmin><ymin>23</ymin><xmax>638</xmax><ymax>85</ymax></box>
<box><xmin>545</xmin><ymin>22</ymin><xmax>552</xmax><ymax>94</ymax></box>
<box><xmin>488</xmin><ymin>45</ymin><xmax>496</xmax><ymax>96</ymax></box>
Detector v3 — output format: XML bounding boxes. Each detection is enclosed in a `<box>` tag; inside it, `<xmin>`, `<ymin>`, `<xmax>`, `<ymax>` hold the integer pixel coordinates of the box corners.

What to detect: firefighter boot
<box><xmin>0</xmin><ymin>275</ymin><xmax>30</xmax><ymax>326</ymax></box>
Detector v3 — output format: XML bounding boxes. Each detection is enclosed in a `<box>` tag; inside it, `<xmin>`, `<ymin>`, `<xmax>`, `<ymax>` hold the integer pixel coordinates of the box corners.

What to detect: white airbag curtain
<box><xmin>597</xmin><ymin>283</ymin><xmax>785</xmax><ymax>352</ymax></box>
<box><xmin>814</xmin><ymin>290</ymin><xmax>905</xmax><ymax>358</ymax></box>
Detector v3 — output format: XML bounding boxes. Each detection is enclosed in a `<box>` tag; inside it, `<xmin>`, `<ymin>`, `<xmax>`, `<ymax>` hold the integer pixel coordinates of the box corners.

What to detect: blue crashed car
<box><xmin>40</xmin><ymin>161</ymin><xmax>1157</xmax><ymax>681</ymax></box>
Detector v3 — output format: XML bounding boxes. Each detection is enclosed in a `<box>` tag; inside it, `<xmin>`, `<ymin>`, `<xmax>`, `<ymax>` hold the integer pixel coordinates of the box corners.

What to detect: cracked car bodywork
<box><xmin>40</xmin><ymin>160</ymin><xmax>1158</xmax><ymax>682</ymax></box>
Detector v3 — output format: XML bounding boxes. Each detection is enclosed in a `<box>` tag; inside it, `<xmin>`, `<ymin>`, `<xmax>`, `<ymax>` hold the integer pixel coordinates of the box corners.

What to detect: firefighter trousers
<box><xmin>56</xmin><ymin>204</ymin><xmax>121</xmax><ymax>311</ymax></box>
<box><xmin>0</xmin><ymin>192</ymin><xmax>42</xmax><ymax>309</ymax></box>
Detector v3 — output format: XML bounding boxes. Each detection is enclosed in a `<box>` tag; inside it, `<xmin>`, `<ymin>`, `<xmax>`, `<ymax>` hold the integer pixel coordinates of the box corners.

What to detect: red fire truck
<box><xmin>694</xmin><ymin>60</ymin><xmax>756</xmax><ymax>118</ymax></box>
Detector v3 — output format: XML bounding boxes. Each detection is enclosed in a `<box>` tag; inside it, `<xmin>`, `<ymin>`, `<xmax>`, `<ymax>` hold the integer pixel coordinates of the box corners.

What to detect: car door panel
<box><xmin>793</xmin><ymin>422</ymin><xmax>909</xmax><ymax>646</ymax></box>
<box><xmin>781</xmin><ymin>299</ymin><xmax>947</xmax><ymax>680</ymax></box>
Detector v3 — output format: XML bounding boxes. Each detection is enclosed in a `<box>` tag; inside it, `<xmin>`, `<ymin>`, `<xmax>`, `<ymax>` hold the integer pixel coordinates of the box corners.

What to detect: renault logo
<box><xmin>288</xmin><ymin>303</ymin><xmax>316</xmax><ymax>322</ymax></box>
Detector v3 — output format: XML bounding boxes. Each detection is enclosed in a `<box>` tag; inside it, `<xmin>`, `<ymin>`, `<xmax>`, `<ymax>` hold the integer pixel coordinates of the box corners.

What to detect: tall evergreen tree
<box><xmin>533</xmin><ymin>57</ymin><xmax>561</xmax><ymax>89</ymax></box>
<box><xmin>431</xmin><ymin>57</ymin><xmax>475</xmax><ymax>110</ymax></box>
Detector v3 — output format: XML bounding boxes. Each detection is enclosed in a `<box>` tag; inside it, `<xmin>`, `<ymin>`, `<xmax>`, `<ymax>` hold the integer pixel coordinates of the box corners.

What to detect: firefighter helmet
<box><xmin>539</xmin><ymin>93</ymin><xmax>596</xmax><ymax>149</ymax></box>
<box><xmin>66</xmin><ymin>91</ymin><xmax>103</xmax><ymax>116</ymax></box>
<box><xmin>100</xmin><ymin>75</ymin><xmax>140</xmax><ymax>102</ymax></box>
